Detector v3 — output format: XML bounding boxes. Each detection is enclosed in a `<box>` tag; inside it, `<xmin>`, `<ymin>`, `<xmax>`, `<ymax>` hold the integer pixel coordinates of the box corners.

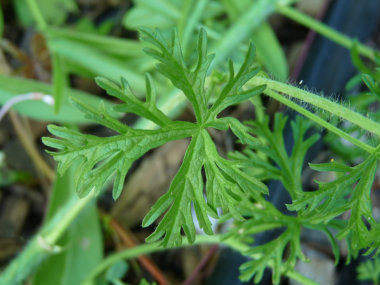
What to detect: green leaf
<box><xmin>96</xmin><ymin>75</ymin><xmax>171</xmax><ymax>127</ymax></box>
<box><xmin>319</xmin><ymin>226</ymin><xmax>341</xmax><ymax>265</ymax></box>
<box><xmin>309</xmin><ymin>161</ymin><xmax>352</xmax><ymax>172</ymax></box>
<box><xmin>210</xmin><ymin>0</ymin><xmax>279</xmax><ymax>68</ymax></box>
<box><xmin>140</xmin><ymin>27</ymin><xmax>213</xmax><ymax>122</ymax></box>
<box><xmin>105</xmin><ymin>261</ymin><xmax>129</xmax><ymax>282</ymax></box>
<box><xmin>252</xmin><ymin>22</ymin><xmax>289</xmax><ymax>81</ymax></box>
<box><xmin>350</xmin><ymin>41</ymin><xmax>373</xmax><ymax>75</ymax></box>
<box><xmin>207</xmin><ymin>43</ymin><xmax>265</xmax><ymax>119</ymax></box>
<box><xmin>225</xmin><ymin>114</ymin><xmax>323</xmax><ymax>283</ymax></box>
<box><xmin>290</xmin><ymin>149</ymin><xmax>380</xmax><ymax>257</ymax></box>
<box><xmin>123</xmin><ymin>0</ymin><xmax>180</xmax><ymax>30</ymax></box>
<box><xmin>13</xmin><ymin>0</ymin><xmax>77</xmax><ymax>26</ymax></box>
<box><xmin>289</xmin><ymin>166</ymin><xmax>357</xmax><ymax>216</ymax></box>
<box><xmin>143</xmin><ymin>130</ymin><xmax>267</xmax><ymax>246</ymax></box>
<box><xmin>237</xmin><ymin>114</ymin><xmax>319</xmax><ymax>199</ymax></box>
<box><xmin>0</xmin><ymin>75</ymin><xmax>117</xmax><ymax>123</ymax></box>
<box><xmin>45</xmin><ymin>27</ymin><xmax>145</xmax><ymax>58</ymax></box>
<box><xmin>203</xmin><ymin>130</ymin><xmax>267</xmax><ymax>210</ymax></box>
<box><xmin>139</xmin><ymin>278</ymin><xmax>158</xmax><ymax>285</ymax></box>
<box><xmin>212</xmin><ymin>117</ymin><xmax>260</xmax><ymax>146</ymax></box>
<box><xmin>220</xmin><ymin>0</ymin><xmax>289</xmax><ymax>79</ymax></box>
<box><xmin>220</xmin><ymin>0</ymin><xmax>251</xmax><ymax>19</ymax></box>
<box><xmin>224</xmin><ymin>201</ymin><xmax>305</xmax><ymax>284</ymax></box>
<box><xmin>240</xmin><ymin>226</ymin><xmax>304</xmax><ymax>284</ymax></box>
<box><xmin>143</xmin><ymin>131</ymin><xmax>209</xmax><ymax>246</ymax></box>
<box><xmin>123</xmin><ymin>0</ymin><xmax>222</xmax><ymax>33</ymax></box>
<box><xmin>221</xmin><ymin>85</ymin><xmax>266</xmax><ymax>108</ymax></box>
<box><xmin>357</xmin><ymin>258</ymin><xmax>380</xmax><ymax>285</ymax></box>
<box><xmin>48</xmin><ymin>38</ymin><xmax>147</xmax><ymax>93</ymax></box>
<box><xmin>362</xmin><ymin>73</ymin><xmax>380</xmax><ymax>101</ymax></box>
<box><xmin>336</xmin><ymin>155</ymin><xmax>379</xmax><ymax>255</ymax></box>
<box><xmin>43</xmin><ymin>122</ymin><xmax>196</xmax><ymax>199</ymax></box>
<box><xmin>44</xmin><ymin>28</ymin><xmax>267</xmax><ymax>247</ymax></box>
<box><xmin>52</xmin><ymin>53</ymin><xmax>67</xmax><ymax>113</ymax></box>
<box><xmin>177</xmin><ymin>0</ymin><xmax>209</xmax><ymax>55</ymax></box>
<box><xmin>124</xmin><ymin>0</ymin><xmax>283</xmax><ymax>73</ymax></box>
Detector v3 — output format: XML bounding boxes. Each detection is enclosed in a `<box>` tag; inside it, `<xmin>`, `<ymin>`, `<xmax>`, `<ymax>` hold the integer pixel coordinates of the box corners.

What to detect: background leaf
<box><xmin>52</xmin><ymin>53</ymin><xmax>67</xmax><ymax>113</ymax></box>
<box><xmin>13</xmin><ymin>0</ymin><xmax>77</xmax><ymax>26</ymax></box>
<box><xmin>0</xmin><ymin>75</ymin><xmax>117</xmax><ymax>123</ymax></box>
<box><xmin>252</xmin><ymin>23</ymin><xmax>288</xmax><ymax>81</ymax></box>
<box><xmin>33</xmin><ymin>165</ymin><xmax>103</xmax><ymax>285</ymax></box>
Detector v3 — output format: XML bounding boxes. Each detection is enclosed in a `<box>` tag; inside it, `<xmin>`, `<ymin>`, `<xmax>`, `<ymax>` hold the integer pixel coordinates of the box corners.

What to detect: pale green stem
<box><xmin>82</xmin><ymin>234</ymin><xmax>319</xmax><ymax>285</ymax></box>
<box><xmin>25</xmin><ymin>0</ymin><xmax>47</xmax><ymax>30</ymax></box>
<box><xmin>44</xmin><ymin>190</ymin><xmax>95</xmax><ymax>244</ymax></box>
<box><xmin>276</xmin><ymin>4</ymin><xmax>377</xmax><ymax>60</ymax></box>
<box><xmin>0</xmin><ymin>193</ymin><xmax>95</xmax><ymax>285</ymax></box>
<box><xmin>250</xmin><ymin>95</ymin><xmax>265</xmax><ymax>122</ymax></box>
<box><xmin>251</xmin><ymin>76</ymin><xmax>380</xmax><ymax>138</ymax></box>
<box><xmin>262</xmin><ymin>88</ymin><xmax>375</xmax><ymax>154</ymax></box>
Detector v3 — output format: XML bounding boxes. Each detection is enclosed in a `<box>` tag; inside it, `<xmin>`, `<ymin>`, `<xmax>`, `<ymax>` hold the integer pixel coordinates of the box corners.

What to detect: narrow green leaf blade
<box><xmin>253</xmin><ymin>22</ymin><xmax>288</xmax><ymax>81</ymax></box>
<box><xmin>52</xmin><ymin>53</ymin><xmax>67</xmax><ymax>113</ymax></box>
<box><xmin>0</xmin><ymin>75</ymin><xmax>117</xmax><ymax>123</ymax></box>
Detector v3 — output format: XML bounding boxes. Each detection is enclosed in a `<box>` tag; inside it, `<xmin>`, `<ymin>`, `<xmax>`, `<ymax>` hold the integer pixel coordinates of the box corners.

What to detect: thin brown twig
<box><xmin>181</xmin><ymin>244</ymin><xmax>219</xmax><ymax>285</ymax></box>
<box><xmin>9</xmin><ymin>110</ymin><xmax>55</xmax><ymax>182</ymax></box>
<box><xmin>101</xmin><ymin>212</ymin><xmax>169</xmax><ymax>285</ymax></box>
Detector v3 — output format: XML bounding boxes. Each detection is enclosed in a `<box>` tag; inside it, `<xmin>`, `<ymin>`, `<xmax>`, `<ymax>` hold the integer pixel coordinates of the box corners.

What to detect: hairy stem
<box><xmin>262</xmin><ymin>88</ymin><xmax>375</xmax><ymax>154</ymax></box>
<box><xmin>252</xmin><ymin>76</ymin><xmax>380</xmax><ymax>138</ymax></box>
<box><xmin>45</xmin><ymin>190</ymin><xmax>96</xmax><ymax>245</ymax></box>
<box><xmin>276</xmin><ymin>4</ymin><xmax>377</xmax><ymax>60</ymax></box>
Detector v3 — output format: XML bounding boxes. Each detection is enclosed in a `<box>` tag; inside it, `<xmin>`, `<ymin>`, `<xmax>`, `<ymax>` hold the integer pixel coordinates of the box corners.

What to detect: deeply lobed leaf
<box><xmin>230</xmin><ymin>113</ymin><xmax>319</xmax><ymax>199</ymax></box>
<box><xmin>224</xmin><ymin>200</ymin><xmax>305</xmax><ymax>284</ymax></box>
<box><xmin>43</xmin><ymin>27</ymin><xmax>267</xmax><ymax>247</ymax></box>
<box><xmin>43</xmin><ymin>123</ymin><xmax>195</xmax><ymax>199</ymax></box>
<box><xmin>142</xmin><ymin>130</ymin><xmax>267</xmax><ymax>247</ymax></box>
<box><xmin>140</xmin><ymin>27</ymin><xmax>213</xmax><ymax>122</ymax></box>
<box><xmin>291</xmin><ymin>148</ymin><xmax>380</xmax><ymax>257</ymax></box>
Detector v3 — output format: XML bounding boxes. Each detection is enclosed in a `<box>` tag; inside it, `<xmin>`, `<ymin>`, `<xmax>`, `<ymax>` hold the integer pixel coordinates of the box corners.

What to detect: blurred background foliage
<box><xmin>0</xmin><ymin>0</ymin><xmax>379</xmax><ymax>284</ymax></box>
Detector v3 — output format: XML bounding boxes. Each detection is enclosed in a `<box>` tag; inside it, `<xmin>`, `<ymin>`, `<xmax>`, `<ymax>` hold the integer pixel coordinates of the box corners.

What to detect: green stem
<box><xmin>252</xmin><ymin>76</ymin><xmax>380</xmax><ymax>138</ymax></box>
<box><xmin>0</xmin><ymin>193</ymin><xmax>94</xmax><ymax>285</ymax></box>
<box><xmin>262</xmin><ymin>88</ymin><xmax>375</xmax><ymax>154</ymax></box>
<box><xmin>250</xmin><ymin>96</ymin><xmax>265</xmax><ymax>122</ymax></box>
<box><xmin>25</xmin><ymin>0</ymin><xmax>47</xmax><ymax>30</ymax></box>
<box><xmin>81</xmin><ymin>235</ymin><xmax>218</xmax><ymax>285</ymax></box>
<box><xmin>44</xmin><ymin>190</ymin><xmax>95</xmax><ymax>244</ymax></box>
<box><xmin>82</xmin><ymin>234</ymin><xmax>318</xmax><ymax>285</ymax></box>
<box><xmin>276</xmin><ymin>5</ymin><xmax>377</xmax><ymax>60</ymax></box>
